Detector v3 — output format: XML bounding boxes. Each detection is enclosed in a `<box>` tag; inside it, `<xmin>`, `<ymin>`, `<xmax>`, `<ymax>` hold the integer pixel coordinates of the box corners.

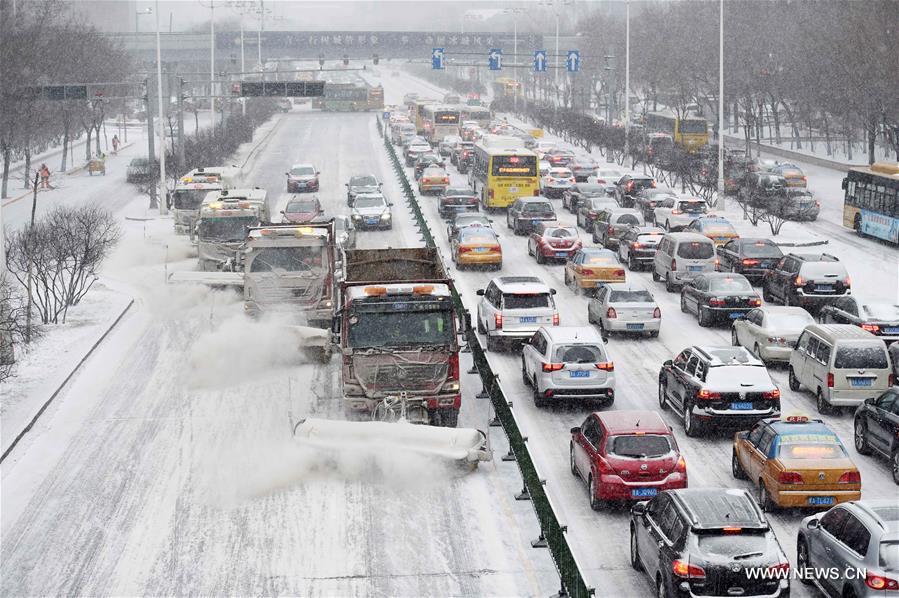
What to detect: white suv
<box><xmin>653</xmin><ymin>197</ymin><xmax>709</xmax><ymax>231</ymax></box>
<box><xmin>476</xmin><ymin>276</ymin><xmax>559</xmax><ymax>351</ymax></box>
<box><xmin>521</xmin><ymin>326</ymin><xmax>614</xmax><ymax>407</ymax></box>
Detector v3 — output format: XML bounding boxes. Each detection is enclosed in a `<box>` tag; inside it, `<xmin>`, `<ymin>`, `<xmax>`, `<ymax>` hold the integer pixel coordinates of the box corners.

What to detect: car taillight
<box><xmin>697</xmin><ymin>389</ymin><xmax>721</xmax><ymax>400</ymax></box>
<box><xmin>749</xmin><ymin>297</ymin><xmax>762</xmax><ymax>306</ymax></box>
<box><xmin>442</xmin><ymin>177</ymin><xmax>449</xmax><ymax>183</ymax></box>
<box><xmin>778</xmin><ymin>471</ymin><xmax>804</xmax><ymax>484</ymax></box>
<box><xmin>489</xmin><ymin>244</ymin><xmax>501</xmax><ymax>253</ymax></box>
<box><xmin>763</xmin><ymin>389</ymin><xmax>781</xmax><ymax>400</ymax></box>
<box><xmin>607</xmin><ymin>307</ymin><xmax>618</xmax><ymax>319</ymax></box>
<box><xmin>626</xmin><ymin>181</ymin><xmax>634</xmax><ymax>192</ymax></box>
<box><xmin>494</xmin><ymin>313</ymin><xmax>503</xmax><ymax>329</ymax></box>
<box><xmin>672</xmin><ymin>560</ymin><xmax>705</xmax><ymax>580</ymax></box>
<box><xmin>827</xmin><ymin>372</ymin><xmax>834</xmax><ymax>388</ymax></box>
<box><xmin>709</xmin><ymin>298</ymin><xmax>725</xmax><ymax>307</ymax></box>
<box><xmin>488</xmin><ymin>189</ymin><xmax>494</xmax><ymax>199</ymax></box>
<box><xmin>607</xmin><ymin>225</ymin><xmax>614</xmax><ymax>234</ymax></box>
<box><xmin>542</xmin><ymin>362</ymin><xmax>564</xmax><ymax>372</ymax></box>
<box><xmin>652</xmin><ymin>307</ymin><xmax>661</xmax><ymax>318</ymax></box>
<box><xmin>838</xmin><ymin>471</ymin><xmax>861</xmax><ymax>484</ymax></box>
<box><xmin>632</xmin><ymin>242</ymin><xmax>643</xmax><ymax>249</ymax></box>
<box><xmin>581</xmin><ymin>269</ymin><xmax>594</xmax><ymax>275</ymax></box>
<box><xmin>533</xmin><ymin>189</ymin><xmax>540</xmax><ymax>196</ymax></box>
<box><xmin>615</xmin><ymin>269</ymin><xmax>625</xmax><ymax>277</ymax></box>
<box><xmin>767</xmin><ymin>563</ymin><xmax>790</xmax><ymax>576</ymax></box>
<box><xmin>448</xmin><ymin>352</ymin><xmax>459</xmax><ymax>381</ymax></box>
<box><xmin>866</xmin><ymin>573</ymin><xmax>899</xmax><ymax>591</ymax></box>
<box><xmin>552</xmin><ymin>312</ymin><xmax>560</xmax><ymax>326</ymax></box>
<box><xmin>794</xmin><ymin>275</ymin><xmax>804</xmax><ymax>286</ymax></box>
<box><xmin>890</xmin><ymin>374</ymin><xmax>895</xmax><ymax>386</ymax></box>
<box><xmin>595</xmin><ymin>362</ymin><xmax>614</xmax><ymax>371</ymax></box>
<box><xmin>675</xmin><ymin>455</ymin><xmax>687</xmax><ymax>473</ymax></box>
<box><xmin>742</xmin><ymin>259</ymin><xmax>759</xmax><ymax>266</ymax></box>
<box><xmin>458</xmin><ymin>246</ymin><xmax>472</xmax><ymax>253</ymax></box>
<box><xmin>671</xmin><ymin>209</ymin><xmax>682</xmax><ymax>215</ymax></box>
<box><xmin>861</xmin><ymin>323</ymin><xmax>880</xmax><ymax>333</ymax></box>
<box><xmin>671</xmin><ymin>258</ymin><xmax>677</xmax><ymax>271</ymax></box>
<box><xmin>843</xmin><ymin>276</ymin><xmax>851</xmax><ymax>287</ymax></box>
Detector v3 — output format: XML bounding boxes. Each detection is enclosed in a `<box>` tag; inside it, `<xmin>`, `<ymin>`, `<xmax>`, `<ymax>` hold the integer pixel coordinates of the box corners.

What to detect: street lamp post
<box><xmin>717</xmin><ymin>0</ymin><xmax>726</xmax><ymax>211</ymax></box>
<box><xmin>623</xmin><ymin>0</ymin><xmax>630</xmax><ymax>159</ymax></box>
<box><xmin>502</xmin><ymin>7</ymin><xmax>526</xmax><ymax>112</ymax></box>
<box><xmin>154</xmin><ymin>0</ymin><xmax>167</xmax><ymax>215</ymax></box>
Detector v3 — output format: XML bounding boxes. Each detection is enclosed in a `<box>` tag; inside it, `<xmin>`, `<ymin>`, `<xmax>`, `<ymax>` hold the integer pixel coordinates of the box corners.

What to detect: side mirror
<box><xmin>476</xmin><ymin>289</ymin><xmax>485</xmax><ymax>296</ymax></box>
<box><xmin>388</xmin><ymin>202</ymin><xmax>394</xmax><ymax>207</ymax></box>
<box><xmin>344</xmin><ymin>183</ymin><xmax>349</xmax><ymax>187</ymax></box>
<box><xmin>806</xmin><ymin>518</ymin><xmax>820</xmax><ymax>530</ymax></box>
<box><xmin>663</xmin><ymin>359</ymin><xmax>673</xmax><ymax>367</ymax></box>
<box><xmin>737</xmin><ymin>430</ymin><xmax>749</xmax><ymax>439</ymax></box>
<box><xmin>285</xmin><ymin>172</ymin><xmax>290</xmax><ymax>176</ymax></box>
<box><xmin>280</xmin><ymin>210</ymin><xmax>285</xmax><ymax>214</ymax></box>
<box><xmin>864</xmin><ymin>397</ymin><xmax>874</xmax><ymax>405</ymax></box>
<box><xmin>550</xmin><ymin>288</ymin><xmax>557</xmax><ymax>295</ymax></box>
<box><xmin>569</xmin><ymin>426</ymin><xmax>581</xmax><ymax>435</ymax></box>
<box><xmin>631</xmin><ymin>502</ymin><xmax>647</xmax><ymax>516</ymax></box>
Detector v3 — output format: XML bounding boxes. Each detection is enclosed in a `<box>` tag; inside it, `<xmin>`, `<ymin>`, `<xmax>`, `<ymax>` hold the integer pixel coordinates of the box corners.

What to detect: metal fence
<box><xmin>381</xmin><ymin>117</ymin><xmax>594</xmax><ymax>598</ymax></box>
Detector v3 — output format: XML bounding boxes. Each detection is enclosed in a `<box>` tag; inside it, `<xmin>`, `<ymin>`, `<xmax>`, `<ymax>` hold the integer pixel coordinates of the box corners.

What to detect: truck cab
<box><xmin>194</xmin><ymin>188</ymin><xmax>268</xmax><ymax>272</ymax></box>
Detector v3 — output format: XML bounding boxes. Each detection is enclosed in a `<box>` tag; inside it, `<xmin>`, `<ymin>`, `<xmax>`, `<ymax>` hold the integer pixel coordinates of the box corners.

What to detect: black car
<box><xmin>615</xmin><ymin>174</ymin><xmax>656</xmax><ymax>208</ymax></box>
<box><xmin>568</xmin><ymin>158</ymin><xmax>598</xmax><ymax>182</ymax></box>
<box><xmin>562</xmin><ymin>183</ymin><xmax>614</xmax><ymax>213</ymax></box>
<box><xmin>447</xmin><ymin>213</ymin><xmax>492</xmax><ymax>242</ymax></box>
<box><xmin>716</xmin><ymin>238</ymin><xmax>784</xmax><ymax>283</ymax></box>
<box><xmin>506</xmin><ymin>197</ymin><xmax>556</xmax><ymax>236</ymax></box>
<box><xmin>413</xmin><ymin>153</ymin><xmax>445</xmax><ymax>180</ymax></box>
<box><xmin>854</xmin><ymin>388</ymin><xmax>899</xmax><ymax>484</ymax></box>
<box><xmin>345</xmin><ymin>174</ymin><xmax>381</xmax><ymax>206</ymax></box>
<box><xmin>762</xmin><ymin>253</ymin><xmax>851</xmax><ymax>312</ymax></box>
<box><xmin>617</xmin><ymin>226</ymin><xmax>665</xmax><ymax>271</ymax></box>
<box><xmin>630</xmin><ymin>488</ymin><xmax>790</xmax><ymax>598</ymax></box>
<box><xmin>658</xmin><ymin>346</ymin><xmax>780</xmax><ymax>436</ymax></box>
<box><xmin>634</xmin><ymin>187</ymin><xmax>676</xmax><ymax>222</ymax></box>
<box><xmin>450</xmin><ymin>141</ymin><xmax>475</xmax><ymax>169</ymax></box>
<box><xmin>438</xmin><ymin>187</ymin><xmax>479</xmax><ymax>219</ymax></box>
<box><xmin>680</xmin><ymin>273</ymin><xmax>762</xmax><ymax>327</ymax></box>
<box><xmin>819</xmin><ymin>297</ymin><xmax>899</xmax><ymax>343</ymax></box>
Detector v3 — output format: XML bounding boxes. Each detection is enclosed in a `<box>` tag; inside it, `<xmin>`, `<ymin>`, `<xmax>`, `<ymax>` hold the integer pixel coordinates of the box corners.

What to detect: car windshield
<box><xmin>677</xmin><ymin>241</ymin><xmax>714</xmax><ymax>259</ymax></box>
<box><xmin>862</xmin><ymin>303</ymin><xmax>899</xmax><ymax>320</ymax></box>
<box><xmin>290</xmin><ymin>166</ymin><xmax>315</xmax><ymax>176</ymax></box>
<box><xmin>197</xmin><ymin>216</ymin><xmax>255</xmax><ymax>241</ymax></box>
<box><xmin>709</xmin><ymin>277</ymin><xmax>753</xmax><ymax>292</ymax></box>
<box><xmin>607</xmin><ymin>435</ymin><xmax>671</xmax><ymax>458</ymax></box>
<box><xmin>743</xmin><ymin>242</ymin><xmax>783</xmax><ymax>258</ymax></box>
<box><xmin>503</xmin><ymin>293</ymin><xmax>550</xmax><ymax>309</ymax></box>
<box><xmin>777</xmin><ymin>442</ymin><xmax>847</xmax><ymax>460</ymax></box>
<box><xmin>834</xmin><ymin>346</ymin><xmax>889</xmax><ymax>369</ymax></box>
<box><xmin>172</xmin><ymin>189</ymin><xmax>210</xmax><ymax>209</ymax></box>
<box><xmin>799</xmin><ymin>262</ymin><xmax>847</xmax><ymax>279</ymax></box>
<box><xmin>880</xmin><ymin>542</ymin><xmax>899</xmax><ymax>572</ymax></box>
<box><xmin>553</xmin><ymin>344</ymin><xmax>604</xmax><ymax>363</ymax></box>
<box><xmin>523</xmin><ymin>202</ymin><xmax>553</xmax><ymax>213</ymax></box>
<box><xmin>766</xmin><ymin>313</ymin><xmax>814</xmax><ymax>330</ymax></box>
<box><xmin>609</xmin><ymin>290</ymin><xmax>654</xmax><ymax>303</ymax></box>
<box><xmin>286</xmin><ymin>200</ymin><xmax>317</xmax><ymax>213</ymax></box>
<box><xmin>578</xmin><ymin>185</ymin><xmax>606</xmax><ymax>196</ymax></box>
<box><xmin>679</xmin><ymin>201</ymin><xmax>708</xmax><ymax>214</ymax></box>
<box><xmin>350</xmin><ymin>176</ymin><xmax>377</xmax><ymax>186</ymax></box>
<box><xmin>347</xmin><ymin>309</ymin><xmax>454</xmax><ymax>348</ymax></box>
<box><xmin>550</xmin><ymin>169</ymin><xmax>572</xmax><ymax>178</ymax></box>
<box><xmin>249</xmin><ymin>245</ymin><xmax>325</xmax><ymax>272</ymax></box>
<box><xmin>456</xmin><ymin>216</ymin><xmax>489</xmax><ymax>227</ymax></box>
<box><xmin>354</xmin><ymin>197</ymin><xmax>385</xmax><ymax>208</ymax></box>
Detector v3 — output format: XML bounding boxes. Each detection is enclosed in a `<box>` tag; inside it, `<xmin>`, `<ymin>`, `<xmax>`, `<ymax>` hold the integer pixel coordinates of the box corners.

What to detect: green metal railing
<box><xmin>380</xmin><ymin>117</ymin><xmax>594</xmax><ymax>598</ymax></box>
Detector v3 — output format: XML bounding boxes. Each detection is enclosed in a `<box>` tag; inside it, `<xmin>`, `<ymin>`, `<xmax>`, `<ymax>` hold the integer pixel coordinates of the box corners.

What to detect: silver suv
<box><xmin>476</xmin><ymin>276</ymin><xmax>559</xmax><ymax>351</ymax></box>
<box><xmin>797</xmin><ymin>500</ymin><xmax>899</xmax><ymax>597</ymax></box>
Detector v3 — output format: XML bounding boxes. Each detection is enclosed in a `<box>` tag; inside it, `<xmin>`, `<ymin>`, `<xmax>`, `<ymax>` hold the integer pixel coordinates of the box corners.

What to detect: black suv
<box><xmin>634</xmin><ymin>187</ymin><xmax>676</xmax><ymax>222</ymax></box>
<box><xmin>615</xmin><ymin>174</ymin><xmax>656</xmax><ymax>208</ymax></box>
<box><xmin>658</xmin><ymin>346</ymin><xmax>781</xmax><ymax>436</ymax></box>
<box><xmin>680</xmin><ymin>273</ymin><xmax>762</xmax><ymax>327</ymax></box>
<box><xmin>762</xmin><ymin>253</ymin><xmax>851</xmax><ymax>312</ymax></box>
<box><xmin>630</xmin><ymin>488</ymin><xmax>791</xmax><ymax>598</ymax></box>
<box><xmin>716</xmin><ymin>238</ymin><xmax>784</xmax><ymax>283</ymax></box>
<box><xmin>507</xmin><ymin>197</ymin><xmax>556</xmax><ymax>235</ymax></box>
<box><xmin>854</xmin><ymin>388</ymin><xmax>899</xmax><ymax>484</ymax></box>
<box><xmin>740</xmin><ymin>171</ymin><xmax>787</xmax><ymax>207</ymax></box>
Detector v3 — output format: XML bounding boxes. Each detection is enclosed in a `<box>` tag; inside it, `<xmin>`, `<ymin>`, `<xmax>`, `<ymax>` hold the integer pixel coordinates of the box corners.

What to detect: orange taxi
<box><xmin>452</xmin><ymin>226</ymin><xmax>502</xmax><ymax>270</ymax></box>
<box><xmin>731</xmin><ymin>415</ymin><xmax>861</xmax><ymax>511</ymax></box>
<box><xmin>564</xmin><ymin>248</ymin><xmax>625</xmax><ymax>294</ymax></box>
<box><xmin>418</xmin><ymin>166</ymin><xmax>450</xmax><ymax>195</ymax></box>
<box><xmin>684</xmin><ymin>215</ymin><xmax>740</xmax><ymax>247</ymax></box>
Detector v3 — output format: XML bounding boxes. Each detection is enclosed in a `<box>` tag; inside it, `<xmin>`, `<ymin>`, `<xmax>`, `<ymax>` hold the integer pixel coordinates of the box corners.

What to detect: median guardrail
<box><xmin>380</xmin><ymin>116</ymin><xmax>594</xmax><ymax>598</ymax></box>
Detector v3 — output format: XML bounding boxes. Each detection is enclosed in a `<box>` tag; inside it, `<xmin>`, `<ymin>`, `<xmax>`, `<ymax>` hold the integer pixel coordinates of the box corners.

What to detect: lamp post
<box><xmin>502</xmin><ymin>7</ymin><xmax>526</xmax><ymax>112</ymax></box>
<box><xmin>623</xmin><ymin>0</ymin><xmax>631</xmax><ymax>159</ymax></box>
<box><xmin>154</xmin><ymin>0</ymin><xmax>167</xmax><ymax>215</ymax></box>
<box><xmin>717</xmin><ymin>0</ymin><xmax>726</xmax><ymax>211</ymax></box>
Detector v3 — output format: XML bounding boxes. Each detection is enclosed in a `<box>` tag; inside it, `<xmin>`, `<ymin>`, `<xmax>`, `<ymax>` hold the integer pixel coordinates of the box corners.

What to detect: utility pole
<box><xmin>210</xmin><ymin>0</ymin><xmax>216</xmax><ymax>127</ymax></box>
<box><xmin>717</xmin><ymin>0</ymin><xmax>726</xmax><ymax>211</ymax></box>
<box><xmin>623</xmin><ymin>0</ymin><xmax>630</xmax><ymax>158</ymax></box>
<box><xmin>155</xmin><ymin>0</ymin><xmax>168</xmax><ymax>215</ymax></box>
<box><xmin>177</xmin><ymin>78</ymin><xmax>186</xmax><ymax>171</ymax></box>
<box><xmin>258</xmin><ymin>0</ymin><xmax>263</xmax><ymax>67</ymax></box>
<box><xmin>240</xmin><ymin>17</ymin><xmax>246</xmax><ymax>115</ymax></box>
<box><xmin>145</xmin><ymin>78</ymin><xmax>157</xmax><ymax>208</ymax></box>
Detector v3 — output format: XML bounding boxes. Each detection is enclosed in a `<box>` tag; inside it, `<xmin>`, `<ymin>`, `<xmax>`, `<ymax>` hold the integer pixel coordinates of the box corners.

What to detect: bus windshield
<box><xmin>492</xmin><ymin>155</ymin><xmax>537</xmax><ymax>177</ymax></box>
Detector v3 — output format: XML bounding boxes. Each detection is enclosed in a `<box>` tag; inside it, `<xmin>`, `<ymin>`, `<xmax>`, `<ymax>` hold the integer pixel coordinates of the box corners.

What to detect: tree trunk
<box><xmin>781</xmin><ymin>102</ymin><xmax>801</xmax><ymax>150</ymax></box>
<box><xmin>845</xmin><ymin>125</ymin><xmax>853</xmax><ymax>161</ymax></box>
<box><xmin>770</xmin><ymin>97</ymin><xmax>781</xmax><ymax>144</ymax></box>
<box><xmin>60</xmin><ymin>116</ymin><xmax>70</xmax><ymax>172</ymax></box>
<box><xmin>807</xmin><ymin>115</ymin><xmax>815</xmax><ymax>153</ymax></box>
<box><xmin>1</xmin><ymin>147</ymin><xmax>10</xmax><ymax>199</ymax></box>
<box><xmin>84</xmin><ymin>127</ymin><xmax>93</xmax><ymax>161</ymax></box>
<box><xmin>94</xmin><ymin>122</ymin><xmax>102</xmax><ymax>155</ymax></box>
<box><xmin>823</xmin><ymin>113</ymin><xmax>832</xmax><ymax>156</ymax></box>
<box><xmin>22</xmin><ymin>148</ymin><xmax>31</xmax><ymax>189</ymax></box>
<box><xmin>868</xmin><ymin>117</ymin><xmax>877</xmax><ymax>165</ymax></box>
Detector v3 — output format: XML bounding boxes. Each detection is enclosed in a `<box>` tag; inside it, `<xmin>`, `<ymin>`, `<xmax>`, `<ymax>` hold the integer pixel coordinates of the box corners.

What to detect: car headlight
<box><xmin>381</xmin><ymin>213</ymin><xmax>391</xmax><ymax>220</ymax></box>
<box><xmin>352</xmin><ymin>214</ymin><xmax>361</xmax><ymax>220</ymax></box>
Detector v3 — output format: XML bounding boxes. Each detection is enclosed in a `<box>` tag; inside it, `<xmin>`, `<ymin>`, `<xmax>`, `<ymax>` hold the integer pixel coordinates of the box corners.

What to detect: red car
<box><xmin>281</xmin><ymin>196</ymin><xmax>323</xmax><ymax>223</ymax></box>
<box><xmin>527</xmin><ymin>224</ymin><xmax>582</xmax><ymax>264</ymax></box>
<box><xmin>570</xmin><ymin>410</ymin><xmax>688</xmax><ymax>510</ymax></box>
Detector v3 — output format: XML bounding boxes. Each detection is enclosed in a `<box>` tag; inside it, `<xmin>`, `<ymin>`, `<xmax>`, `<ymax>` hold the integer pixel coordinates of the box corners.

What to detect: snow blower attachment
<box><xmin>291</xmin><ymin>416</ymin><xmax>492</xmax><ymax>469</ymax></box>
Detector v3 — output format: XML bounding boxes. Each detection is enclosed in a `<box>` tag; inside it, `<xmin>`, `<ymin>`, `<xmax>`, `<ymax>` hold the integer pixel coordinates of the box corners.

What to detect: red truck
<box><xmin>335</xmin><ymin>248</ymin><xmax>461</xmax><ymax>427</ymax></box>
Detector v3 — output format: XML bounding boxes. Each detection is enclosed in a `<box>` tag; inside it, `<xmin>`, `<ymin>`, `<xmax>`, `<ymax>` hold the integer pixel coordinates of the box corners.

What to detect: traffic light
<box><xmin>372</xmin><ymin>54</ymin><xmax>379</xmax><ymax>65</ymax></box>
<box><xmin>343</xmin><ymin>54</ymin><xmax>349</xmax><ymax>66</ymax></box>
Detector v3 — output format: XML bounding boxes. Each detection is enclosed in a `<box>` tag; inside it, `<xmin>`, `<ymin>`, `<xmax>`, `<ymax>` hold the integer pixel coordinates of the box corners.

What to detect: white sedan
<box><xmin>731</xmin><ymin>306</ymin><xmax>815</xmax><ymax>363</ymax></box>
<box><xmin>587</xmin><ymin>283</ymin><xmax>661</xmax><ymax>337</ymax></box>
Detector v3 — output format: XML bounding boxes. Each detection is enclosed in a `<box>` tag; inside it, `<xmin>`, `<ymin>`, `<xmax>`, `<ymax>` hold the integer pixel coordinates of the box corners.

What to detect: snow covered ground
<box><xmin>0</xmin><ymin>105</ymin><xmax>558</xmax><ymax>596</ymax></box>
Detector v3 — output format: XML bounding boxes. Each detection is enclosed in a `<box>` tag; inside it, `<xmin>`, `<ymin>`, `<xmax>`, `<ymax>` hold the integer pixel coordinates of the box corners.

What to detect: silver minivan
<box><xmin>652</xmin><ymin>232</ymin><xmax>718</xmax><ymax>292</ymax></box>
<box><xmin>788</xmin><ymin>324</ymin><xmax>893</xmax><ymax>414</ymax></box>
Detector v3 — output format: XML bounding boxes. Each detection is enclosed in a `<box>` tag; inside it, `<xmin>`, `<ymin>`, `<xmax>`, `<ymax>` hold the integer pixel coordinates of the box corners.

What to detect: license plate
<box><xmin>808</xmin><ymin>496</ymin><xmax>835</xmax><ymax>506</ymax></box>
<box><xmin>688</xmin><ymin>265</ymin><xmax>703</xmax><ymax>272</ymax></box>
<box><xmin>759</xmin><ymin>263</ymin><xmax>772</xmax><ymax>268</ymax></box>
<box><xmin>556</xmin><ymin>252</ymin><xmax>568</xmax><ymax>257</ymax></box>
<box><xmin>729</xmin><ymin>312</ymin><xmax>744</xmax><ymax>319</ymax></box>
<box><xmin>365</xmin><ymin>219</ymin><xmax>378</xmax><ymax>225</ymax></box>
<box><xmin>570</xmin><ymin>370</ymin><xmax>590</xmax><ymax>378</ymax></box>
<box><xmin>519</xmin><ymin>316</ymin><xmax>537</xmax><ymax>324</ymax></box>
<box><xmin>509</xmin><ymin>186</ymin><xmax>519</xmax><ymax>193</ymax></box>
<box><xmin>815</xmin><ymin>285</ymin><xmax>833</xmax><ymax>292</ymax></box>
<box><xmin>474</xmin><ymin>247</ymin><xmax>489</xmax><ymax>253</ymax></box>
<box><xmin>850</xmin><ymin>377</ymin><xmax>873</xmax><ymax>387</ymax></box>
<box><xmin>731</xmin><ymin>402</ymin><xmax>754</xmax><ymax>410</ymax></box>
<box><xmin>626</xmin><ymin>323</ymin><xmax>644</xmax><ymax>330</ymax></box>
<box><xmin>884</xmin><ymin>327</ymin><xmax>899</xmax><ymax>334</ymax></box>
<box><xmin>632</xmin><ymin>488</ymin><xmax>658</xmax><ymax>498</ymax></box>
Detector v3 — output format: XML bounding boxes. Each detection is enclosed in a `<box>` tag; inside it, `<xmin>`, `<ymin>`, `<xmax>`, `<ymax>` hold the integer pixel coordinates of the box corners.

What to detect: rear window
<box><xmin>632</xmin><ymin>179</ymin><xmax>654</xmax><ymax>191</ymax></box>
<box><xmin>636</xmin><ymin>233</ymin><xmax>663</xmax><ymax>245</ymax></box>
<box><xmin>766</xmin><ymin>313</ymin><xmax>813</xmax><ymax>330</ymax></box>
<box><xmin>697</xmin><ymin>534</ymin><xmax>769</xmax><ymax>559</ymax></box>
<box><xmin>679</xmin><ymin>201</ymin><xmax>708</xmax><ymax>214</ymax></box>
<box><xmin>778</xmin><ymin>439</ymin><xmax>846</xmax><ymax>460</ymax></box>
<box><xmin>705</xmin><ymin>365</ymin><xmax>772</xmax><ymax>386</ymax></box>
<box><xmin>609</xmin><ymin>290</ymin><xmax>654</xmax><ymax>303</ymax></box>
<box><xmin>834</xmin><ymin>346</ymin><xmax>889</xmax><ymax>369</ymax></box>
<box><xmin>880</xmin><ymin>542</ymin><xmax>899</xmax><ymax>572</ymax></box>
<box><xmin>799</xmin><ymin>262</ymin><xmax>848</xmax><ymax>279</ymax></box>
<box><xmin>862</xmin><ymin>303</ymin><xmax>899</xmax><ymax>320</ymax></box>
<box><xmin>460</xmin><ymin>232</ymin><xmax>497</xmax><ymax>244</ymax></box>
<box><xmin>584</xmin><ymin>253</ymin><xmax>617</xmax><ymax>265</ymax></box>
<box><xmin>703</xmin><ymin>223</ymin><xmax>737</xmax><ymax>235</ymax></box>
<box><xmin>709</xmin><ymin>277</ymin><xmax>753</xmax><ymax>293</ymax></box>
<box><xmin>742</xmin><ymin>242</ymin><xmax>783</xmax><ymax>258</ymax></box>
<box><xmin>523</xmin><ymin>202</ymin><xmax>554</xmax><ymax>213</ymax></box>
<box><xmin>677</xmin><ymin>241</ymin><xmax>714</xmax><ymax>259</ymax></box>
<box><xmin>492</xmin><ymin>155</ymin><xmax>537</xmax><ymax>177</ymax></box>
<box><xmin>553</xmin><ymin>344</ymin><xmax>605</xmax><ymax>363</ymax></box>
<box><xmin>503</xmin><ymin>293</ymin><xmax>551</xmax><ymax>309</ymax></box>
<box><xmin>614</xmin><ymin>213</ymin><xmax>643</xmax><ymax>226</ymax></box>
<box><xmin>546</xmin><ymin>228</ymin><xmax>576</xmax><ymax>238</ymax></box>
<box><xmin>607</xmin><ymin>435</ymin><xmax>671</xmax><ymax>458</ymax></box>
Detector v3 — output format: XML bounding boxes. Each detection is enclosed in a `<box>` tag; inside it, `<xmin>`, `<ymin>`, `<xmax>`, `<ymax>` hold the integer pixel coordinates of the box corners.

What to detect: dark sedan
<box><xmin>615</xmin><ymin>174</ymin><xmax>655</xmax><ymax>208</ymax></box>
<box><xmin>819</xmin><ymin>297</ymin><xmax>899</xmax><ymax>343</ymax></box>
<box><xmin>576</xmin><ymin>196</ymin><xmax>619</xmax><ymax>232</ymax></box>
<box><xmin>413</xmin><ymin>153</ymin><xmax>445</xmax><ymax>180</ymax></box>
<box><xmin>568</xmin><ymin>158</ymin><xmax>599</xmax><ymax>182</ymax></box>
<box><xmin>680</xmin><ymin>273</ymin><xmax>762</xmax><ymax>327</ymax></box>
<box><xmin>562</xmin><ymin>183</ymin><xmax>615</xmax><ymax>213</ymax></box>
<box><xmin>716</xmin><ymin>238</ymin><xmax>784</xmax><ymax>283</ymax></box>
<box><xmin>634</xmin><ymin>187</ymin><xmax>676</xmax><ymax>222</ymax></box>
<box><xmin>507</xmin><ymin>197</ymin><xmax>556</xmax><ymax>235</ymax></box>
<box><xmin>616</xmin><ymin>226</ymin><xmax>665</xmax><ymax>271</ymax></box>
<box><xmin>438</xmin><ymin>187</ymin><xmax>479</xmax><ymax>219</ymax></box>
<box><xmin>854</xmin><ymin>389</ymin><xmax>899</xmax><ymax>484</ymax></box>
<box><xmin>346</xmin><ymin>174</ymin><xmax>381</xmax><ymax>206</ymax></box>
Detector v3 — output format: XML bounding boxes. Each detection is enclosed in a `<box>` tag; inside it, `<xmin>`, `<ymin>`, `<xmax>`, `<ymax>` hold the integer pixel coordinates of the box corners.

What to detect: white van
<box><xmin>788</xmin><ymin>324</ymin><xmax>892</xmax><ymax>414</ymax></box>
<box><xmin>652</xmin><ymin>232</ymin><xmax>717</xmax><ymax>292</ymax></box>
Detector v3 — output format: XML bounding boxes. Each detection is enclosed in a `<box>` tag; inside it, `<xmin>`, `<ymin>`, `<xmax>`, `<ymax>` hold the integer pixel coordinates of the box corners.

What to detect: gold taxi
<box><xmin>418</xmin><ymin>166</ymin><xmax>450</xmax><ymax>195</ymax></box>
<box><xmin>732</xmin><ymin>415</ymin><xmax>861</xmax><ymax>511</ymax></box>
<box><xmin>564</xmin><ymin>248</ymin><xmax>625</xmax><ymax>294</ymax></box>
<box><xmin>684</xmin><ymin>215</ymin><xmax>739</xmax><ymax>247</ymax></box>
<box><xmin>452</xmin><ymin>226</ymin><xmax>502</xmax><ymax>270</ymax></box>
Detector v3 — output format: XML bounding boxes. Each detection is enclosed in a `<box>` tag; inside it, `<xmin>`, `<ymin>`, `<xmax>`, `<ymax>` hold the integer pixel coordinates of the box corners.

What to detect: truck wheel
<box><xmin>665</xmin><ymin>273</ymin><xmax>676</xmax><ymax>293</ymax></box>
<box><xmin>439</xmin><ymin>408</ymin><xmax>459</xmax><ymax>428</ymax></box>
